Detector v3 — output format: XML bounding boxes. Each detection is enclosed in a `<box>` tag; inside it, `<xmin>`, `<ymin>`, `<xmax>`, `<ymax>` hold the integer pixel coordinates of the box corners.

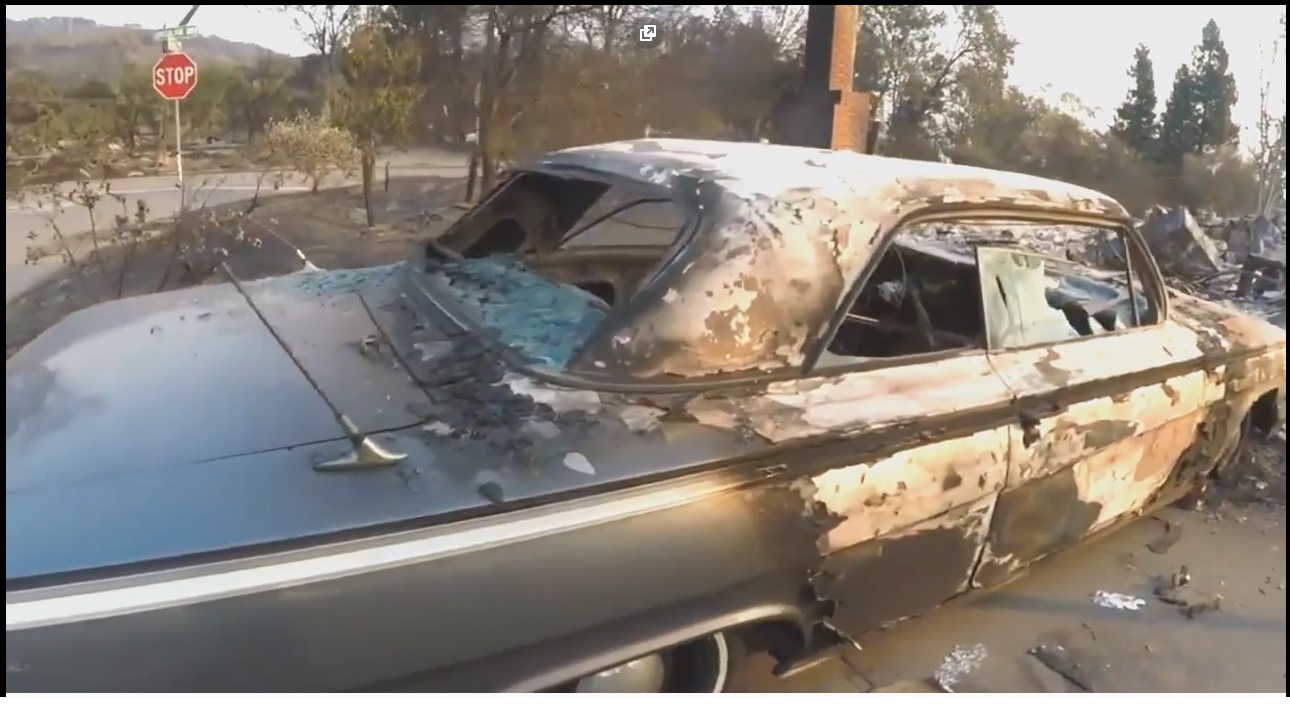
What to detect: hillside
<box><xmin>5</xmin><ymin>16</ymin><xmax>287</xmax><ymax>85</ymax></box>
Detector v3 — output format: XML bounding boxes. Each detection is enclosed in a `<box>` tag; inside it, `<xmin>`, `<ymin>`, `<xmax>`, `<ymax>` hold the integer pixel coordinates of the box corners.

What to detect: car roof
<box><xmin>533</xmin><ymin>139</ymin><xmax>1131</xmax><ymax>380</ymax></box>
<box><xmin>539</xmin><ymin>138</ymin><xmax>1129</xmax><ymax>221</ymax></box>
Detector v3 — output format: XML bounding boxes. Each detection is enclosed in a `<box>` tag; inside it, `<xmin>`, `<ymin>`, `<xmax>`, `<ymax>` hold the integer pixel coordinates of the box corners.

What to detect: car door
<box><xmin>752</xmin><ymin>352</ymin><xmax>1014</xmax><ymax>635</ymax></box>
<box><xmin>970</xmin><ymin>243</ymin><xmax>1221</xmax><ymax>588</ymax></box>
<box><xmin>711</xmin><ymin>273</ymin><xmax>1017</xmax><ymax>638</ymax></box>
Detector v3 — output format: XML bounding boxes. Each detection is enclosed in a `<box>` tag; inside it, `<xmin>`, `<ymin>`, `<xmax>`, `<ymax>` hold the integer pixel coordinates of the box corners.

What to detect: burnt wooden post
<box><xmin>771</xmin><ymin>5</ymin><xmax>872</xmax><ymax>152</ymax></box>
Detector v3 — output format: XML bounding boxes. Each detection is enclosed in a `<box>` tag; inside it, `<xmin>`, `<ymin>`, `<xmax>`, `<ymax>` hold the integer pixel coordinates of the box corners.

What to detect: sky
<box><xmin>7</xmin><ymin>4</ymin><xmax>1286</xmax><ymax>143</ymax></box>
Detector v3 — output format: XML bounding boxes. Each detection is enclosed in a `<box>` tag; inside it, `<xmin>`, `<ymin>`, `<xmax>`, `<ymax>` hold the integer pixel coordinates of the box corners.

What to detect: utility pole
<box><xmin>770</xmin><ymin>6</ymin><xmax>873</xmax><ymax>153</ymax></box>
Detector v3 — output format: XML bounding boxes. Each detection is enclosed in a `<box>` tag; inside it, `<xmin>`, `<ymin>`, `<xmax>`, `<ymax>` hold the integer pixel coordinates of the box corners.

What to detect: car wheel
<box><xmin>574</xmin><ymin>631</ymin><xmax>746</xmax><ymax>693</ymax></box>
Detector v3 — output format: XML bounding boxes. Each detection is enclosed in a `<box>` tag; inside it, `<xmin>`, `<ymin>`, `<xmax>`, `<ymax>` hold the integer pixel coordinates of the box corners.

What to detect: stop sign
<box><xmin>152</xmin><ymin>52</ymin><xmax>199</xmax><ymax>101</ymax></box>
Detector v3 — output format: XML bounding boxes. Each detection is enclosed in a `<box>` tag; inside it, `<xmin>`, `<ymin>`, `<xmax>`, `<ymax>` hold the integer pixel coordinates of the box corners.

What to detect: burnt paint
<box><xmin>1034</xmin><ymin>347</ymin><xmax>1075</xmax><ymax>385</ymax></box>
<box><xmin>815</xmin><ymin>501</ymin><xmax>989</xmax><ymax>634</ymax></box>
<box><xmin>974</xmin><ymin>466</ymin><xmax>1102</xmax><ymax>588</ymax></box>
<box><xmin>1079</xmin><ymin>419</ymin><xmax>1138</xmax><ymax>448</ymax></box>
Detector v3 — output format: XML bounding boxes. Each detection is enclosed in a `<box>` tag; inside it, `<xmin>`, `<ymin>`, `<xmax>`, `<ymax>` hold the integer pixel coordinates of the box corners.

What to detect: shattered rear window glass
<box><xmin>426</xmin><ymin>256</ymin><xmax>609</xmax><ymax>367</ymax></box>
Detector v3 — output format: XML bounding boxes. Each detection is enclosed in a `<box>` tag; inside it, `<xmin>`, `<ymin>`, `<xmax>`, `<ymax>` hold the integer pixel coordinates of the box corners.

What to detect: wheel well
<box><xmin>735</xmin><ymin>619</ymin><xmax>808</xmax><ymax>662</ymax></box>
<box><xmin>1248</xmin><ymin>389</ymin><xmax>1284</xmax><ymax>440</ymax></box>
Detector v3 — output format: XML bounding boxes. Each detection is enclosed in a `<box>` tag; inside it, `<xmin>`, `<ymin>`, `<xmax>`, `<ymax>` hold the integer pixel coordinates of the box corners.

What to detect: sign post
<box><xmin>151</xmin><ymin>50</ymin><xmax>199</xmax><ymax>191</ymax></box>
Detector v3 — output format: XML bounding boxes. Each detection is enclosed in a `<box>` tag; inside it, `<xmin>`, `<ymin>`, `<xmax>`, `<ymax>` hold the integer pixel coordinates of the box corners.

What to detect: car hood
<box><xmin>6</xmin><ymin>265</ymin><xmax>426</xmax><ymax>493</ymax></box>
<box><xmin>7</xmin><ymin>264</ymin><xmax>753</xmax><ymax>582</ymax></box>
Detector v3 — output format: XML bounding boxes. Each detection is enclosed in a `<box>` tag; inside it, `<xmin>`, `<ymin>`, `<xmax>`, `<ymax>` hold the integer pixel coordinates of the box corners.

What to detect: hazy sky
<box><xmin>8</xmin><ymin>4</ymin><xmax>1286</xmax><ymax>142</ymax></box>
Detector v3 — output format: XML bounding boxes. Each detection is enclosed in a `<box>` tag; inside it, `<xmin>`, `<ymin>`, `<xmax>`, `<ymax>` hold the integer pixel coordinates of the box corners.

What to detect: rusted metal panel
<box><xmin>686</xmin><ymin>353</ymin><xmax>1010</xmax><ymax>443</ymax></box>
<box><xmin>803</xmin><ymin>426</ymin><xmax>1009</xmax><ymax>555</ymax></box>
<box><xmin>985</xmin><ymin>323</ymin><xmax>1211</xmax><ymax>395</ymax></box>
<box><xmin>817</xmin><ymin>493</ymin><xmax>998</xmax><ymax>634</ymax></box>
<box><xmin>974</xmin><ymin>323</ymin><xmax>1223</xmax><ymax>585</ymax></box>
<box><xmin>973</xmin><ymin>410</ymin><xmax>1201</xmax><ymax>589</ymax></box>
<box><xmin>1004</xmin><ymin>369</ymin><xmax>1216</xmax><ymax>487</ymax></box>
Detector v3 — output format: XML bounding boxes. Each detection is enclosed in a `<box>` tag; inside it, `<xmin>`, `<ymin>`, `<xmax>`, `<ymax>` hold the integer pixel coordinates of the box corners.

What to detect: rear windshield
<box><xmin>421</xmin><ymin>175</ymin><xmax>692</xmax><ymax>369</ymax></box>
<box><xmin>423</xmin><ymin>256</ymin><xmax>608</xmax><ymax>367</ymax></box>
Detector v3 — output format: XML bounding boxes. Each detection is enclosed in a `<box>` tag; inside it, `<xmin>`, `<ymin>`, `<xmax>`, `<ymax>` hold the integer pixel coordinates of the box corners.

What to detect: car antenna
<box><xmin>220</xmin><ymin>262</ymin><xmax>408</xmax><ymax>472</ymax></box>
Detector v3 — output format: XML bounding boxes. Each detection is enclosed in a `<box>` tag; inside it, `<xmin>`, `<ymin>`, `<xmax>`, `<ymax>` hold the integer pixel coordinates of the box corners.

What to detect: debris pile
<box><xmin>1083</xmin><ymin>208</ymin><xmax>1286</xmax><ymax>328</ymax></box>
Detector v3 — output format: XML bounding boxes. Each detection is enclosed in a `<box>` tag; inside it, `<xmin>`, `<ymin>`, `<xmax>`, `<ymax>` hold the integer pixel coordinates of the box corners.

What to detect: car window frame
<box><xmin>801</xmin><ymin>206</ymin><xmax>1171</xmax><ymax>377</ymax></box>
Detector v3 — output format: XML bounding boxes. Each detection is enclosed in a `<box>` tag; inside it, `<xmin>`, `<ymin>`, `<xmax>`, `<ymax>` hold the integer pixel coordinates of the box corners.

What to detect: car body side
<box><xmin>6</xmin><ymin>140</ymin><xmax>1286</xmax><ymax>692</ymax></box>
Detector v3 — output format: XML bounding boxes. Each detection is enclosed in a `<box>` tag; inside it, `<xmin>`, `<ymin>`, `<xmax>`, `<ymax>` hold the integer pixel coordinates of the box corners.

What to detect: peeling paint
<box><xmin>686</xmin><ymin>353</ymin><xmax>1009</xmax><ymax>443</ymax></box>
<box><xmin>808</xmin><ymin>428</ymin><xmax>1008</xmax><ymax>554</ymax></box>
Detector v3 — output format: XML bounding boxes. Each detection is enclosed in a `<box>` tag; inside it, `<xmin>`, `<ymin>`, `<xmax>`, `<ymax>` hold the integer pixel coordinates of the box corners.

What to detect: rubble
<box><xmin>1152</xmin><ymin>565</ymin><xmax>1224</xmax><ymax>619</ymax></box>
<box><xmin>1138</xmin><ymin>206</ymin><xmax>1224</xmax><ymax>280</ymax></box>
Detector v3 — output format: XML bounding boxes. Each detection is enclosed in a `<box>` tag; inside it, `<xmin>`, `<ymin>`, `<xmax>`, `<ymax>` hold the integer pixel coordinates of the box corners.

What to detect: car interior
<box><xmin>427</xmin><ymin>173</ymin><xmax>1154</xmax><ymax>367</ymax></box>
<box><xmin>429</xmin><ymin>171</ymin><xmax>679</xmax><ymax>311</ymax></box>
<box><xmin>823</xmin><ymin>226</ymin><xmax>1155</xmax><ymax>360</ymax></box>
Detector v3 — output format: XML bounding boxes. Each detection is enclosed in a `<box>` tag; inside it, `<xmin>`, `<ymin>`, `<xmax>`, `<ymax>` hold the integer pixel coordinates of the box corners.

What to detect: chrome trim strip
<box><xmin>7</xmin><ymin>477</ymin><xmax>725</xmax><ymax>631</ymax></box>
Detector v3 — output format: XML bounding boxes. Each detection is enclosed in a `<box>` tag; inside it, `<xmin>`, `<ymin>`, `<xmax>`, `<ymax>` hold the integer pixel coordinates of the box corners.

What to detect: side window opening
<box><xmin>824</xmin><ymin>220</ymin><xmax>1158</xmax><ymax>361</ymax></box>
<box><xmin>826</xmin><ymin>228</ymin><xmax>988</xmax><ymax>360</ymax></box>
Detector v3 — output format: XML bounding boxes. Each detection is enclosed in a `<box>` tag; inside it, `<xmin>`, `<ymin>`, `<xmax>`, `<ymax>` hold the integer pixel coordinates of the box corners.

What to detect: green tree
<box><xmin>1157</xmin><ymin>65</ymin><xmax>1201</xmax><ymax>167</ymax></box>
<box><xmin>856</xmin><ymin>5</ymin><xmax>1017</xmax><ymax>159</ymax></box>
<box><xmin>226</xmin><ymin>55</ymin><xmax>294</xmax><ymax>140</ymax></box>
<box><xmin>1190</xmin><ymin>19</ymin><xmax>1239</xmax><ymax>151</ymax></box>
<box><xmin>112</xmin><ymin>66</ymin><xmax>161</xmax><ymax>152</ymax></box>
<box><xmin>1110</xmin><ymin>44</ymin><xmax>1158</xmax><ymax>156</ymax></box>
<box><xmin>183</xmin><ymin>64</ymin><xmax>237</xmax><ymax>139</ymax></box>
<box><xmin>335</xmin><ymin>19</ymin><xmax>423</xmax><ymax>226</ymax></box>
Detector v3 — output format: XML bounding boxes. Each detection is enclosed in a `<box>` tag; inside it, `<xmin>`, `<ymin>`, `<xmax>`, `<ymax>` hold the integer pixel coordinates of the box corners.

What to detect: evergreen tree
<box><xmin>1190</xmin><ymin>20</ymin><xmax>1239</xmax><ymax>151</ymax></box>
<box><xmin>1110</xmin><ymin>44</ymin><xmax>1158</xmax><ymax>155</ymax></box>
<box><xmin>1157</xmin><ymin>65</ymin><xmax>1201</xmax><ymax>166</ymax></box>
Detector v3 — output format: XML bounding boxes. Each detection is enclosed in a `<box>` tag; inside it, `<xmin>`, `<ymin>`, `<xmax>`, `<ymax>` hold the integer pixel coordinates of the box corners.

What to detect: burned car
<box><xmin>7</xmin><ymin>139</ymin><xmax>1286</xmax><ymax>692</ymax></box>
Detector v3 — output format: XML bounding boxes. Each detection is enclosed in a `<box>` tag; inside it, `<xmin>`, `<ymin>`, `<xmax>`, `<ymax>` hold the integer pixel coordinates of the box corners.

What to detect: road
<box><xmin>5</xmin><ymin>148</ymin><xmax>470</xmax><ymax>301</ymax></box>
<box><xmin>742</xmin><ymin>505</ymin><xmax>1285</xmax><ymax>692</ymax></box>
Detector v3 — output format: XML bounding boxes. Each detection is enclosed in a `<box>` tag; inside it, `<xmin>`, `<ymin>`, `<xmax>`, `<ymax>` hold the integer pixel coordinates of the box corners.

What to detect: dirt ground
<box><xmin>742</xmin><ymin>463</ymin><xmax>1287</xmax><ymax>693</ymax></box>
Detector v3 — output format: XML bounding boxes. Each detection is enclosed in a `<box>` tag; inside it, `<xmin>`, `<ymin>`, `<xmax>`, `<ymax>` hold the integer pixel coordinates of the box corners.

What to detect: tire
<box><xmin>574</xmin><ymin>630</ymin><xmax>749</xmax><ymax>693</ymax></box>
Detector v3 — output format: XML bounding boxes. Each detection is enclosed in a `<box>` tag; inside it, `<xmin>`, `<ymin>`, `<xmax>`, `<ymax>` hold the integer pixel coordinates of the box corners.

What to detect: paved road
<box><xmin>5</xmin><ymin>148</ymin><xmax>470</xmax><ymax>301</ymax></box>
<box><xmin>742</xmin><ymin>505</ymin><xmax>1286</xmax><ymax>692</ymax></box>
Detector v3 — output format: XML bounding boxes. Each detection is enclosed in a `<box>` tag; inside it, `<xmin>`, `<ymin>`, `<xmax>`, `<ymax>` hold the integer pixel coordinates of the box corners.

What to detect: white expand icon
<box><xmin>638</xmin><ymin>24</ymin><xmax>657</xmax><ymax>43</ymax></box>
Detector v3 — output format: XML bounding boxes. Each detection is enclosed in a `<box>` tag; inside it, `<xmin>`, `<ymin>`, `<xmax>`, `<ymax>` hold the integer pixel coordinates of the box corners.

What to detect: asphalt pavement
<box><xmin>5</xmin><ymin>148</ymin><xmax>469</xmax><ymax>301</ymax></box>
